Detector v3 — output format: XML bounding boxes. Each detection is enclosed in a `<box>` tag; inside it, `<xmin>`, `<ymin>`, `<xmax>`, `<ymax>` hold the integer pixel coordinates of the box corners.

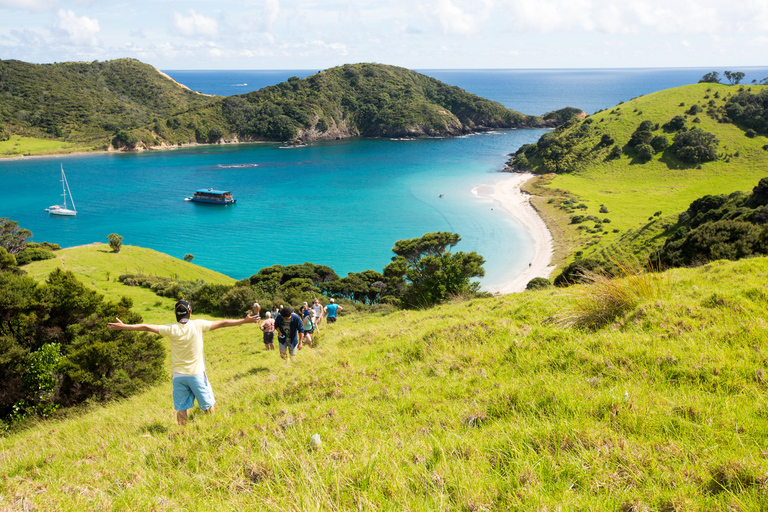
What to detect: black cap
<box><xmin>175</xmin><ymin>299</ymin><xmax>192</xmax><ymax>324</ymax></box>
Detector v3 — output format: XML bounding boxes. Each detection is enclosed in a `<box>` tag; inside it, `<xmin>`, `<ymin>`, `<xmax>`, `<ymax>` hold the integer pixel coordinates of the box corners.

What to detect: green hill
<box><xmin>0</xmin><ymin>60</ymin><xmax>575</xmax><ymax>157</ymax></box>
<box><xmin>513</xmin><ymin>83</ymin><xmax>768</xmax><ymax>266</ymax></box>
<box><xmin>0</xmin><ymin>58</ymin><xmax>219</xmax><ymax>155</ymax></box>
<box><xmin>3</xmin><ymin>246</ymin><xmax>768</xmax><ymax>509</ymax></box>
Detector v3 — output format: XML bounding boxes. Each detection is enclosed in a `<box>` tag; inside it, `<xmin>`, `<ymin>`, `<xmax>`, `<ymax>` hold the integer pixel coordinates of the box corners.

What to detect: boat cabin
<box><xmin>187</xmin><ymin>189</ymin><xmax>236</xmax><ymax>204</ymax></box>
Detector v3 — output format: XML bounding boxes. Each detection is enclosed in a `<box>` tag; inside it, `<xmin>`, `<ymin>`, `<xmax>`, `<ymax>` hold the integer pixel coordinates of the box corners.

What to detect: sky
<box><xmin>0</xmin><ymin>0</ymin><xmax>766</xmax><ymax>70</ymax></box>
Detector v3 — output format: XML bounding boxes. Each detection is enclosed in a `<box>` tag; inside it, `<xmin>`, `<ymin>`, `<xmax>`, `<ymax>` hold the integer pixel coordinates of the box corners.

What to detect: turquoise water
<box><xmin>0</xmin><ymin>130</ymin><xmax>547</xmax><ymax>289</ymax></box>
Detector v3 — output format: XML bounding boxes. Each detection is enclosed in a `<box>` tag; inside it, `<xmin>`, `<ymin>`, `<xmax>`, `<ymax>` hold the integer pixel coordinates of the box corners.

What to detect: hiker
<box><xmin>260</xmin><ymin>311</ymin><xmax>275</xmax><ymax>350</ymax></box>
<box><xmin>274</xmin><ymin>306</ymin><xmax>304</xmax><ymax>360</ymax></box>
<box><xmin>312</xmin><ymin>298</ymin><xmax>323</xmax><ymax>331</ymax></box>
<box><xmin>303</xmin><ymin>309</ymin><xmax>316</xmax><ymax>347</ymax></box>
<box><xmin>324</xmin><ymin>298</ymin><xmax>342</xmax><ymax>323</ymax></box>
<box><xmin>107</xmin><ymin>299</ymin><xmax>260</xmax><ymax>426</ymax></box>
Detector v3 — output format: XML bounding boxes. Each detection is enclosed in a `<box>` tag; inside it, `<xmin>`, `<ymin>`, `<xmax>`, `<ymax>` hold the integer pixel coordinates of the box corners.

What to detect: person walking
<box><xmin>107</xmin><ymin>299</ymin><xmax>260</xmax><ymax>426</ymax></box>
<box><xmin>274</xmin><ymin>306</ymin><xmax>304</xmax><ymax>360</ymax></box>
<box><xmin>324</xmin><ymin>298</ymin><xmax>342</xmax><ymax>324</ymax></box>
<box><xmin>302</xmin><ymin>310</ymin><xmax>316</xmax><ymax>347</ymax></box>
<box><xmin>260</xmin><ymin>311</ymin><xmax>275</xmax><ymax>350</ymax></box>
<box><xmin>312</xmin><ymin>298</ymin><xmax>323</xmax><ymax>332</ymax></box>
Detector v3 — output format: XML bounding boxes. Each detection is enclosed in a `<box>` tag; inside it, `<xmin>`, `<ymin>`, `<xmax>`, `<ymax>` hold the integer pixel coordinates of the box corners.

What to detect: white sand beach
<box><xmin>473</xmin><ymin>172</ymin><xmax>556</xmax><ymax>294</ymax></box>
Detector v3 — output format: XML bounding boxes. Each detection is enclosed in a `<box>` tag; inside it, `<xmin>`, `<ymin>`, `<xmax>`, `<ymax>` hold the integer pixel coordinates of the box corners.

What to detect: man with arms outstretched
<box><xmin>108</xmin><ymin>299</ymin><xmax>260</xmax><ymax>426</ymax></box>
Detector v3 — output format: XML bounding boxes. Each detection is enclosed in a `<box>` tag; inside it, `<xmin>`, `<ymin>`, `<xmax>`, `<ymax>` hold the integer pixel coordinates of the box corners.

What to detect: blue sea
<box><xmin>2</xmin><ymin>68</ymin><xmax>768</xmax><ymax>290</ymax></box>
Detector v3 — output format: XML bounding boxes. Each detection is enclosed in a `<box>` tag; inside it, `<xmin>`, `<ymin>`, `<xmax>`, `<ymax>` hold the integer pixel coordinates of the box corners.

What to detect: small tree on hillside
<box><xmin>724</xmin><ymin>71</ymin><xmax>745</xmax><ymax>85</ymax></box>
<box><xmin>183</xmin><ymin>254</ymin><xmax>194</xmax><ymax>262</ymax></box>
<box><xmin>384</xmin><ymin>232</ymin><xmax>485</xmax><ymax>308</ymax></box>
<box><xmin>107</xmin><ymin>233</ymin><xmax>123</xmax><ymax>253</ymax></box>
<box><xmin>0</xmin><ymin>218</ymin><xmax>32</xmax><ymax>256</ymax></box>
<box><xmin>699</xmin><ymin>71</ymin><xmax>721</xmax><ymax>84</ymax></box>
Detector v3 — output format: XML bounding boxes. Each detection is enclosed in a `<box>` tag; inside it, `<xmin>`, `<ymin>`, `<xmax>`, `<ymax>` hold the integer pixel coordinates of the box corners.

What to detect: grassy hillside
<box><xmin>3</xmin><ymin>248</ymin><xmax>768</xmax><ymax>509</ymax></box>
<box><xmin>23</xmin><ymin>244</ymin><xmax>234</xmax><ymax>324</ymax></box>
<box><xmin>517</xmin><ymin>83</ymin><xmax>768</xmax><ymax>266</ymax></box>
<box><xmin>0</xmin><ymin>59</ymin><xmax>219</xmax><ymax>155</ymax></box>
<box><xmin>0</xmin><ymin>60</ymin><xmax>575</xmax><ymax>157</ymax></box>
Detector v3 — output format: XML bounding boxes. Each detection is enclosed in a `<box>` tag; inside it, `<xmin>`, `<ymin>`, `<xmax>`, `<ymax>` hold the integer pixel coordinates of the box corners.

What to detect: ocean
<box><xmin>2</xmin><ymin>67</ymin><xmax>768</xmax><ymax>290</ymax></box>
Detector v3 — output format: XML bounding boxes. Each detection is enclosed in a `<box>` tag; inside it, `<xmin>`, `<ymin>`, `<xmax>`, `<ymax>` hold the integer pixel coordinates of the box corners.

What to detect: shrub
<box><xmin>220</xmin><ymin>286</ymin><xmax>257</xmax><ymax>318</ymax></box>
<box><xmin>608</xmin><ymin>145</ymin><xmax>622</xmax><ymax>159</ymax></box>
<box><xmin>650</xmin><ymin>135</ymin><xmax>670</xmax><ymax>152</ymax></box>
<box><xmin>672</xmin><ymin>128</ymin><xmax>719</xmax><ymax>164</ymax></box>
<box><xmin>628</xmin><ymin>130</ymin><xmax>653</xmax><ymax>148</ymax></box>
<box><xmin>183</xmin><ymin>254</ymin><xmax>194</xmax><ymax>262</ymax></box>
<box><xmin>526</xmin><ymin>277</ymin><xmax>551</xmax><ymax>290</ymax></box>
<box><xmin>599</xmin><ymin>205</ymin><xmax>609</xmax><ymax>213</ymax></box>
<box><xmin>635</xmin><ymin>143</ymin><xmax>655</xmax><ymax>163</ymax></box>
<box><xmin>190</xmin><ymin>283</ymin><xmax>232</xmax><ymax>315</ymax></box>
<box><xmin>15</xmin><ymin>247</ymin><xmax>55</xmax><ymax>265</ymax></box>
<box><xmin>665</xmin><ymin>116</ymin><xmax>687</xmax><ymax>132</ymax></box>
<box><xmin>746</xmin><ymin>129</ymin><xmax>757</xmax><ymax>138</ymax></box>
<box><xmin>107</xmin><ymin>233</ymin><xmax>123</xmax><ymax>253</ymax></box>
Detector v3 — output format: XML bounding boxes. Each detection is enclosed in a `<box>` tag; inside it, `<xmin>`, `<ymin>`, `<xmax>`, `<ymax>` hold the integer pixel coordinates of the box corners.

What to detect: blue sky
<box><xmin>0</xmin><ymin>0</ymin><xmax>766</xmax><ymax>70</ymax></box>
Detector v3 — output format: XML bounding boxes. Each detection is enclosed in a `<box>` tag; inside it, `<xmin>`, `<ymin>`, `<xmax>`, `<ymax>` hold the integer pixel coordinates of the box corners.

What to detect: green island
<box><xmin>3</xmin><ymin>69</ymin><xmax>768</xmax><ymax>509</ymax></box>
<box><xmin>0</xmin><ymin>59</ymin><xmax>575</xmax><ymax>157</ymax></box>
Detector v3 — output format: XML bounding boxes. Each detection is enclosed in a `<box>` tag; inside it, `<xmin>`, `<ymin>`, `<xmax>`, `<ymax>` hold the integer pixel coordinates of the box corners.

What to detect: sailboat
<box><xmin>45</xmin><ymin>164</ymin><xmax>77</xmax><ymax>216</ymax></box>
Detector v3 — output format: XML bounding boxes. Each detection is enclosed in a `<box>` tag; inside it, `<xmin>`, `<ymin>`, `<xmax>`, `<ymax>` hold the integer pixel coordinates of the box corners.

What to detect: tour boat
<box><xmin>45</xmin><ymin>165</ymin><xmax>77</xmax><ymax>216</ymax></box>
<box><xmin>185</xmin><ymin>189</ymin><xmax>236</xmax><ymax>204</ymax></box>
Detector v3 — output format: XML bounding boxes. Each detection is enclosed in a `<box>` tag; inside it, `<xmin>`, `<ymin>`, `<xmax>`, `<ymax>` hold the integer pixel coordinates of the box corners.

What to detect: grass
<box><xmin>0</xmin><ymin>135</ymin><xmax>78</xmax><ymax>158</ymax></box>
<box><xmin>526</xmin><ymin>83</ymin><xmax>768</xmax><ymax>269</ymax></box>
<box><xmin>3</xmin><ymin>249</ymin><xmax>768</xmax><ymax>510</ymax></box>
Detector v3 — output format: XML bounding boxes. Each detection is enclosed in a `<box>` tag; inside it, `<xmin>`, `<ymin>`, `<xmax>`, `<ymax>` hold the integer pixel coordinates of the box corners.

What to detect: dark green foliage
<box><xmin>189</xmin><ymin>283</ymin><xmax>232</xmax><ymax>315</ymax></box>
<box><xmin>671</xmin><ymin>128</ymin><xmax>719</xmax><ymax>164</ymax></box>
<box><xmin>699</xmin><ymin>72</ymin><xmax>721</xmax><ymax>84</ymax></box>
<box><xmin>15</xmin><ymin>247</ymin><xmax>55</xmax><ymax>266</ymax></box>
<box><xmin>0</xmin><ymin>218</ymin><xmax>32</xmax><ymax>256</ymax></box>
<box><xmin>657</xmin><ymin>178</ymin><xmax>768</xmax><ymax>267</ymax></box>
<box><xmin>598</xmin><ymin>134</ymin><xmax>614</xmax><ymax>147</ymax></box>
<box><xmin>628</xmin><ymin>130</ymin><xmax>653</xmax><ymax>148</ymax></box>
<box><xmin>220</xmin><ymin>286</ymin><xmax>257</xmax><ymax>318</ymax></box>
<box><xmin>0</xmin><ymin>247</ymin><xmax>18</xmax><ymax>274</ymax></box>
<box><xmin>183</xmin><ymin>254</ymin><xmax>194</xmax><ymax>262</ymax></box>
<box><xmin>746</xmin><ymin>129</ymin><xmax>757</xmax><ymax>138</ymax></box>
<box><xmin>651</xmin><ymin>135</ymin><xmax>670</xmax><ymax>152</ymax></box>
<box><xmin>383</xmin><ymin>232</ymin><xmax>485</xmax><ymax>308</ymax></box>
<box><xmin>635</xmin><ymin>143</ymin><xmax>655</xmax><ymax>163</ymax></box>
<box><xmin>322</xmin><ymin>270</ymin><xmax>390</xmax><ymax>304</ymax></box>
<box><xmin>525</xmin><ymin>277</ymin><xmax>551</xmax><ymax>290</ymax></box>
<box><xmin>0</xmin><ymin>268</ymin><xmax>164</xmax><ymax>422</ymax></box>
<box><xmin>664</xmin><ymin>115</ymin><xmax>687</xmax><ymax>132</ymax></box>
<box><xmin>0</xmin><ymin>59</ymin><xmax>218</xmax><ymax>145</ymax></box>
<box><xmin>553</xmin><ymin>259</ymin><xmax>618</xmax><ymax>287</ymax></box>
<box><xmin>724</xmin><ymin>89</ymin><xmax>768</xmax><ymax>134</ymax></box>
<box><xmin>724</xmin><ymin>71</ymin><xmax>745</xmax><ymax>85</ymax></box>
<box><xmin>107</xmin><ymin>233</ymin><xmax>123</xmax><ymax>253</ymax></box>
<box><xmin>221</xmin><ymin>63</ymin><xmax>533</xmax><ymax>141</ymax></box>
<box><xmin>686</xmin><ymin>104</ymin><xmax>703</xmax><ymax>115</ymax></box>
<box><xmin>608</xmin><ymin>145</ymin><xmax>622</xmax><ymax>159</ymax></box>
<box><xmin>600</xmin><ymin>205</ymin><xmax>609</xmax><ymax>214</ymax></box>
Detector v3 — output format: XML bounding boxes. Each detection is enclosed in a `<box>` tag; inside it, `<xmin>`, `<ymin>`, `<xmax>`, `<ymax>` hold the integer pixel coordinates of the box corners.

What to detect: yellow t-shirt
<box><xmin>159</xmin><ymin>319</ymin><xmax>212</xmax><ymax>375</ymax></box>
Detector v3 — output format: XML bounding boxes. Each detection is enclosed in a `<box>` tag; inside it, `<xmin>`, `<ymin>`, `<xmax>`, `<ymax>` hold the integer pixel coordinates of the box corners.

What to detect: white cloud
<box><xmin>434</xmin><ymin>0</ymin><xmax>493</xmax><ymax>36</ymax></box>
<box><xmin>172</xmin><ymin>9</ymin><xmax>219</xmax><ymax>37</ymax></box>
<box><xmin>0</xmin><ymin>0</ymin><xmax>57</xmax><ymax>12</ymax></box>
<box><xmin>262</xmin><ymin>0</ymin><xmax>280</xmax><ymax>31</ymax></box>
<box><xmin>54</xmin><ymin>9</ymin><xmax>100</xmax><ymax>46</ymax></box>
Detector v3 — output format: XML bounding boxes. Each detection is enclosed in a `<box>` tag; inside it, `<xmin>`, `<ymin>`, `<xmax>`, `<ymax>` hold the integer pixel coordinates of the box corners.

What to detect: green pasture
<box><xmin>0</xmin><ymin>135</ymin><xmax>81</xmax><ymax>158</ymax></box>
<box><xmin>3</xmin><ymin>248</ymin><xmax>768</xmax><ymax>510</ymax></box>
<box><xmin>530</xmin><ymin>84</ymin><xmax>768</xmax><ymax>264</ymax></box>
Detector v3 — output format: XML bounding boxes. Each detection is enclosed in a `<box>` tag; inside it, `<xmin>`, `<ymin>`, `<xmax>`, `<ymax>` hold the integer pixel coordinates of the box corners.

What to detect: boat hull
<box><xmin>188</xmin><ymin>197</ymin><xmax>236</xmax><ymax>204</ymax></box>
<box><xmin>46</xmin><ymin>205</ymin><xmax>77</xmax><ymax>216</ymax></box>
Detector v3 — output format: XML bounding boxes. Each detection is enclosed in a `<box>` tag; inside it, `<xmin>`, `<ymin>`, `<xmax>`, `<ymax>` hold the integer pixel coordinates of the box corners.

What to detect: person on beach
<box><xmin>324</xmin><ymin>298</ymin><xmax>342</xmax><ymax>324</ymax></box>
<box><xmin>260</xmin><ymin>311</ymin><xmax>275</xmax><ymax>350</ymax></box>
<box><xmin>274</xmin><ymin>306</ymin><xmax>304</xmax><ymax>360</ymax></box>
<box><xmin>107</xmin><ymin>299</ymin><xmax>260</xmax><ymax>426</ymax></box>
<box><xmin>312</xmin><ymin>298</ymin><xmax>323</xmax><ymax>331</ymax></box>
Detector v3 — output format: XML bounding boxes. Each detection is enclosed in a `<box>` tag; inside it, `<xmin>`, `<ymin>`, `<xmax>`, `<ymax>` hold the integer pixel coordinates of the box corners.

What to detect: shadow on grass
<box><xmin>139</xmin><ymin>421</ymin><xmax>169</xmax><ymax>435</ymax></box>
<box><xmin>233</xmin><ymin>366</ymin><xmax>269</xmax><ymax>381</ymax></box>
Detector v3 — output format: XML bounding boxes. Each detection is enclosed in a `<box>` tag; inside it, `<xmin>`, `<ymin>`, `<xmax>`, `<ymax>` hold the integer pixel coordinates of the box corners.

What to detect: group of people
<box><xmin>107</xmin><ymin>296</ymin><xmax>342</xmax><ymax>425</ymax></box>
<box><xmin>256</xmin><ymin>298</ymin><xmax>342</xmax><ymax>360</ymax></box>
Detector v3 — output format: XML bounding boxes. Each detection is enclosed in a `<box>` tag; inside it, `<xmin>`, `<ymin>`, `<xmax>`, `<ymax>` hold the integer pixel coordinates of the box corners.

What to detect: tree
<box><xmin>635</xmin><ymin>143</ymin><xmax>655</xmax><ymax>163</ymax></box>
<box><xmin>107</xmin><ymin>233</ymin><xmax>123</xmax><ymax>253</ymax></box>
<box><xmin>672</xmin><ymin>128</ymin><xmax>719</xmax><ymax>164</ymax></box>
<box><xmin>183</xmin><ymin>254</ymin><xmax>194</xmax><ymax>262</ymax></box>
<box><xmin>699</xmin><ymin>71</ymin><xmax>721</xmax><ymax>84</ymax></box>
<box><xmin>724</xmin><ymin>71</ymin><xmax>745</xmax><ymax>85</ymax></box>
<box><xmin>0</xmin><ymin>218</ymin><xmax>32</xmax><ymax>256</ymax></box>
<box><xmin>384</xmin><ymin>232</ymin><xmax>485</xmax><ymax>308</ymax></box>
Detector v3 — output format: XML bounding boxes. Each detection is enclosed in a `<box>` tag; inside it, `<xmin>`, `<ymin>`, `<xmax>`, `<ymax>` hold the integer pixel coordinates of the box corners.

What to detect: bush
<box><xmin>107</xmin><ymin>233</ymin><xmax>123</xmax><ymax>253</ymax></box>
<box><xmin>672</xmin><ymin>128</ymin><xmax>719</xmax><ymax>164</ymax></box>
<box><xmin>608</xmin><ymin>145</ymin><xmax>622</xmax><ymax>159</ymax></box>
<box><xmin>190</xmin><ymin>283</ymin><xmax>232</xmax><ymax>315</ymax></box>
<box><xmin>651</xmin><ymin>135</ymin><xmax>670</xmax><ymax>152</ymax></box>
<box><xmin>220</xmin><ymin>286</ymin><xmax>257</xmax><ymax>318</ymax></box>
<box><xmin>746</xmin><ymin>129</ymin><xmax>757</xmax><ymax>138</ymax></box>
<box><xmin>635</xmin><ymin>143</ymin><xmax>655</xmax><ymax>163</ymax></box>
<box><xmin>526</xmin><ymin>277</ymin><xmax>551</xmax><ymax>290</ymax></box>
<box><xmin>665</xmin><ymin>115</ymin><xmax>687</xmax><ymax>132</ymax></box>
<box><xmin>15</xmin><ymin>247</ymin><xmax>55</xmax><ymax>265</ymax></box>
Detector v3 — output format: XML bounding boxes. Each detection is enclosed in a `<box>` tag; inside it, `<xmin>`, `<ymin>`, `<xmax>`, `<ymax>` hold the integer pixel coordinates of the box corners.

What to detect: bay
<box><xmin>5</xmin><ymin>67</ymin><xmax>768</xmax><ymax>290</ymax></box>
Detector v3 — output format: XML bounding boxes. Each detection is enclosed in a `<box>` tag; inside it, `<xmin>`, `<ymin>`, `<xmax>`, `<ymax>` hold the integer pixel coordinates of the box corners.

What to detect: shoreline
<box><xmin>473</xmin><ymin>172</ymin><xmax>556</xmax><ymax>294</ymax></box>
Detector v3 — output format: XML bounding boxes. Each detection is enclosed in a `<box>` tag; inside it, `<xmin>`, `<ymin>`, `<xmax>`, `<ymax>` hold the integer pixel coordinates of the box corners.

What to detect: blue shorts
<box><xmin>173</xmin><ymin>372</ymin><xmax>215</xmax><ymax>412</ymax></box>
